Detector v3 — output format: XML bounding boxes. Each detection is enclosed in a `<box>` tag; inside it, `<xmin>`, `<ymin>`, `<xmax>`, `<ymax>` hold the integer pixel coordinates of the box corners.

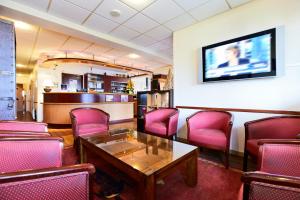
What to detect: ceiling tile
<box><xmin>49</xmin><ymin>0</ymin><xmax>90</xmax><ymax>24</ymax></box>
<box><xmin>11</xmin><ymin>0</ymin><xmax>49</xmax><ymax>11</ymax></box>
<box><xmin>142</xmin><ymin>0</ymin><xmax>185</xmax><ymax>23</ymax></box>
<box><xmin>160</xmin><ymin>36</ymin><xmax>173</xmax><ymax>47</ymax></box>
<box><xmin>84</xmin><ymin>44</ymin><xmax>112</xmax><ymax>55</ymax></box>
<box><xmin>104</xmin><ymin>49</ymin><xmax>128</xmax><ymax>57</ymax></box>
<box><xmin>149</xmin><ymin>41</ymin><xmax>170</xmax><ymax>52</ymax></box>
<box><xmin>110</xmin><ymin>25</ymin><xmax>140</xmax><ymax>41</ymax></box>
<box><xmin>64</xmin><ymin>0</ymin><xmax>103</xmax><ymax>11</ymax></box>
<box><xmin>84</xmin><ymin>14</ymin><xmax>119</xmax><ymax>33</ymax></box>
<box><xmin>34</xmin><ymin>29</ymin><xmax>69</xmax><ymax>57</ymax></box>
<box><xmin>60</xmin><ymin>37</ymin><xmax>92</xmax><ymax>51</ymax></box>
<box><xmin>173</xmin><ymin>0</ymin><xmax>209</xmax><ymax>11</ymax></box>
<box><xmin>123</xmin><ymin>13</ymin><xmax>158</xmax><ymax>33</ymax></box>
<box><xmin>189</xmin><ymin>0</ymin><xmax>229</xmax><ymax>21</ymax></box>
<box><xmin>227</xmin><ymin>0</ymin><xmax>252</xmax><ymax>8</ymax></box>
<box><xmin>119</xmin><ymin>0</ymin><xmax>155</xmax><ymax>11</ymax></box>
<box><xmin>94</xmin><ymin>0</ymin><xmax>137</xmax><ymax>24</ymax></box>
<box><xmin>131</xmin><ymin>34</ymin><xmax>156</xmax><ymax>46</ymax></box>
<box><xmin>164</xmin><ymin>13</ymin><xmax>196</xmax><ymax>31</ymax></box>
<box><xmin>144</xmin><ymin>25</ymin><xmax>172</xmax><ymax>41</ymax></box>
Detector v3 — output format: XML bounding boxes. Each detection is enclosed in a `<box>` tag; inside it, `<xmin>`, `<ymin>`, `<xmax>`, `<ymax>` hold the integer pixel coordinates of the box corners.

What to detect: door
<box><xmin>16</xmin><ymin>84</ymin><xmax>24</xmax><ymax>112</ymax></box>
<box><xmin>0</xmin><ymin>19</ymin><xmax>16</xmax><ymax>120</ymax></box>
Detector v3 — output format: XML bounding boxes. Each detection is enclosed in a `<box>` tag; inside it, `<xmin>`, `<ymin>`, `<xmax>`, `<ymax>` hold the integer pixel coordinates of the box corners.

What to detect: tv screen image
<box><xmin>202</xmin><ymin>28</ymin><xmax>276</xmax><ymax>82</ymax></box>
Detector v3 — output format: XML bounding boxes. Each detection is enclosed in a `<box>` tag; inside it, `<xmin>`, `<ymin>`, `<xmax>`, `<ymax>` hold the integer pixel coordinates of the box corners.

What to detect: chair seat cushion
<box><xmin>188</xmin><ymin>129</ymin><xmax>227</xmax><ymax>150</ymax></box>
<box><xmin>78</xmin><ymin>123</ymin><xmax>108</xmax><ymax>136</ymax></box>
<box><xmin>145</xmin><ymin>122</ymin><xmax>167</xmax><ymax>136</ymax></box>
<box><xmin>247</xmin><ymin>139</ymin><xmax>259</xmax><ymax>157</ymax></box>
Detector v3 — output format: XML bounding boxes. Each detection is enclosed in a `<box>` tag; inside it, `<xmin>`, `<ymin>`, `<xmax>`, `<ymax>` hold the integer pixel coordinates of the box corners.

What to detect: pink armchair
<box><xmin>144</xmin><ymin>108</ymin><xmax>179</xmax><ymax>139</ymax></box>
<box><xmin>243</xmin><ymin>116</ymin><xmax>300</xmax><ymax>171</ymax></box>
<box><xmin>187</xmin><ymin>111</ymin><xmax>233</xmax><ymax>168</ymax></box>
<box><xmin>241</xmin><ymin>140</ymin><xmax>300</xmax><ymax>200</ymax></box>
<box><xmin>0</xmin><ymin>136</ymin><xmax>95</xmax><ymax>200</ymax></box>
<box><xmin>0</xmin><ymin>121</ymin><xmax>48</xmax><ymax>132</ymax></box>
<box><xmin>70</xmin><ymin>108</ymin><xmax>110</xmax><ymax>139</ymax></box>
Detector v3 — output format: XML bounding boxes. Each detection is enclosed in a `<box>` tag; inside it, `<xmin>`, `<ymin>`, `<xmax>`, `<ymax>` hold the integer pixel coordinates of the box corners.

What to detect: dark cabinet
<box><xmin>137</xmin><ymin>90</ymin><xmax>174</xmax><ymax>132</ymax></box>
<box><xmin>0</xmin><ymin>19</ymin><xmax>16</xmax><ymax>120</ymax></box>
<box><xmin>84</xmin><ymin>73</ymin><xmax>128</xmax><ymax>93</ymax></box>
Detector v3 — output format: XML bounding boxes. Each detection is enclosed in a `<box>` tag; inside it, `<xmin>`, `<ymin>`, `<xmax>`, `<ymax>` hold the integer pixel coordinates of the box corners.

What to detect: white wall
<box><xmin>173</xmin><ymin>0</ymin><xmax>300</xmax><ymax>152</ymax></box>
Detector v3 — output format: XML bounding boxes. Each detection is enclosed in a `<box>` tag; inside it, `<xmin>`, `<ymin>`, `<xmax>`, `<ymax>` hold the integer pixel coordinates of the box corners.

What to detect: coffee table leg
<box><xmin>185</xmin><ymin>150</ymin><xmax>198</xmax><ymax>187</ymax></box>
<box><xmin>139</xmin><ymin>175</ymin><xmax>155</xmax><ymax>200</ymax></box>
<box><xmin>80</xmin><ymin>140</ymin><xmax>87</xmax><ymax>164</ymax></box>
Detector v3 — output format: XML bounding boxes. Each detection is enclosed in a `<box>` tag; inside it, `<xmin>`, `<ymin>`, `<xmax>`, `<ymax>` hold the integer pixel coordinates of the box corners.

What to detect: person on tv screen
<box><xmin>218</xmin><ymin>45</ymin><xmax>249</xmax><ymax>68</ymax></box>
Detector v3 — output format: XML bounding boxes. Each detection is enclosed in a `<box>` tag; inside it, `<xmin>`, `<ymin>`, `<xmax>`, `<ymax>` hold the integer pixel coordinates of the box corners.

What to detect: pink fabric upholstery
<box><xmin>187</xmin><ymin>111</ymin><xmax>232</xmax><ymax>151</ymax></box>
<box><xmin>244</xmin><ymin>116</ymin><xmax>300</xmax><ymax>171</ymax></box>
<box><xmin>258</xmin><ymin>143</ymin><xmax>300</xmax><ymax>177</ymax></box>
<box><xmin>78</xmin><ymin>124</ymin><xmax>108</xmax><ymax>135</ymax></box>
<box><xmin>187</xmin><ymin>111</ymin><xmax>232</xmax><ymax>168</ymax></box>
<box><xmin>0</xmin><ymin>139</ymin><xmax>63</xmax><ymax>173</ymax></box>
<box><xmin>70</xmin><ymin>108</ymin><xmax>109</xmax><ymax>138</ymax></box>
<box><xmin>0</xmin><ymin>172</ymin><xmax>90</xmax><ymax>200</ymax></box>
<box><xmin>249</xmin><ymin>181</ymin><xmax>300</xmax><ymax>200</ymax></box>
<box><xmin>144</xmin><ymin>108</ymin><xmax>179</xmax><ymax>138</ymax></box>
<box><xmin>188</xmin><ymin>129</ymin><xmax>227</xmax><ymax>150</ymax></box>
<box><xmin>246</xmin><ymin>139</ymin><xmax>259</xmax><ymax>157</ymax></box>
<box><xmin>245</xmin><ymin>117</ymin><xmax>300</xmax><ymax>140</ymax></box>
<box><xmin>0</xmin><ymin>121</ymin><xmax>48</xmax><ymax>132</ymax></box>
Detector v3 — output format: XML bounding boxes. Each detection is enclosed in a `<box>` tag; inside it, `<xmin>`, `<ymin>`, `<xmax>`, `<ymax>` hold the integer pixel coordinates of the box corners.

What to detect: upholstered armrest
<box><xmin>144</xmin><ymin>109</ymin><xmax>159</xmax><ymax>126</ymax></box>
<box><xmin>0</xmin><ymin>130</ymin><xmax>50</xmax><ymax>136</ymax></box>
<box><xmin>0</xmin><ymin>121</ymin><xmax>48</xmax><ymax>132</ymax></box>
<box><xmin>167</xmin><ymin>111</ymin><xmax>179</xmax><ymax>136</ymax></box>
<box><xmin>242</xmin><ymin>172</ymin><xmax>300</xmax><ymax>187</ymax></box>
<box><xmin>186</xmin><ymin>112</ymin><xmax>201</xmax><ymax>131</ymax></box>
<box><xmin>0</xmin><ymin>164</ymin><xmax>95</xmax><ymax>200</ymax></box>
<box><xmin>257</xmin><ymin>139</ymin><xmax>300</xmax><ymax>146</ymax></box>
<box><xmin>242</xmin><ymin>172</ymin><xmax>300</xmax><ymax>200</ymax></box>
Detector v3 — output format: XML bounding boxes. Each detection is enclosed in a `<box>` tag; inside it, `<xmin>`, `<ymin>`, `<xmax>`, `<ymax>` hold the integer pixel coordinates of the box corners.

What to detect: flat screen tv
<box><xmin>202</xmin><ymin>28</ymin><xmax>276</xmax><ymax>82</ymax></box>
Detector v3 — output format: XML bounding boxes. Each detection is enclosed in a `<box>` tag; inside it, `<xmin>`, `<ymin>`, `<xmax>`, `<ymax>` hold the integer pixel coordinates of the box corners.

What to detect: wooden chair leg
<box><xmin>243</xmin><ymin>151</ymin><xmax>248</xmax><ymax>172</ymax></box>
<box><xmin>224</xmin><ymin>150</ymin><xmax>229</xmax><ymax>169</ymax></box>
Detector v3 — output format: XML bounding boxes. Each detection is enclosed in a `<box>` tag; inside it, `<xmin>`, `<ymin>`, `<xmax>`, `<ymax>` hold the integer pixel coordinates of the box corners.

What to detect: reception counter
<box><xmin>43</xmin><ymin>92</ymin><xmax>134</xmax><ymax>125</ymax></box>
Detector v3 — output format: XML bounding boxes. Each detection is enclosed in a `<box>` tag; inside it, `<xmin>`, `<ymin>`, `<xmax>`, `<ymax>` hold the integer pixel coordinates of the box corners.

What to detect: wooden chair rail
<box><xmin>176</xmin><ymin>106</ymin><xmax>300</xmax><ymax>115</ymax></box>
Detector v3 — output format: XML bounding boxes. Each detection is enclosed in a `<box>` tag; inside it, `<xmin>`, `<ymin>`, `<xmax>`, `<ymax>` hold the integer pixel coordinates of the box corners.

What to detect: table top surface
<box><xmin>80</xmin><ymin>129</ymin><xmax>197</xmax><ymax>175</ymax></box>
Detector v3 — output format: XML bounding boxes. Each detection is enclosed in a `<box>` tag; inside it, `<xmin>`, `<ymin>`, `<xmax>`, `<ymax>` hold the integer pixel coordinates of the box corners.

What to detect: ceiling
<box><xmin>0</xmin><ymin>0</ymin><xmax>252</xmax><ymax>74</ymax></box>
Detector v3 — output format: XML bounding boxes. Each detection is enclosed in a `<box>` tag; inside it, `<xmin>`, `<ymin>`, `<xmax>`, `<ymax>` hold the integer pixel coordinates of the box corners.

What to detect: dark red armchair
<box><xmin>187</xmin><ymin>111</ymin><xmax>233</xmax><ymax>168</ymax></box>
<box><xmin>0</xmin><ymin>120</ymin><xmax>48</xmax><ymax>132</ymax></box>
<box><xmin>0</xmin><ymin>136</ymin><xmax>95</xmax><ymax>200</ymax></box>
<box><xmin>243</xmin><ymin>116</ymin><xmax>300</xmax><ymax>171</ymax></box>
<box><xmin>144</xmin><ymin>108</ymin><xmax>179</xmax><ymax>139</ymax></box>
<box><xmin>241</xmin><ymin>140</ymin><xmax>300</xmax><ymax>200</ymax></box>
<box><xmin>70</xmin><ymin>107</ymin><xmax>110</xmax><ymax>139</ymax></box>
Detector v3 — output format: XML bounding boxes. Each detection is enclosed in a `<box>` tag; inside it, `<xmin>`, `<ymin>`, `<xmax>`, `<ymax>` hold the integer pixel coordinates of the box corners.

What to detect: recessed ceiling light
<box><xmin>16</xmin><ymin>63</ymin><xmax>26</xmax><ymax>68</ymax></box>
<box><xmin>14</xmin><ymin>20</ymin><xmax>31</xmax><ymax>30</ymax></box>
<box><xmin>110</xmin><ymin>9</ymin><xmax>121</xmax><ymax>17</ymax></box>
<box><xmin>128</xmin><ymin>53</ymin><xmax>140</xmax><ymax>59</ymax></box>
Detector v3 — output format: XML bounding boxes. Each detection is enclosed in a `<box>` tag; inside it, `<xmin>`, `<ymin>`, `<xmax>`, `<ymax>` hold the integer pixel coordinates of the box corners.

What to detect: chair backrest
<box><xmin>187</xmin><ymin>111</ymin><xmax>232</xmax><ymax>133</ymax></box>
<box><xmin>0</xmin><ymin>121</ymin><xmax>48</xmax><ymax>132</ymax></box>
<box><xmin>70</xmin><ymin>107</ymin><xmax>109</xmax><ymax>125</ymax></box>
<box><xmin>258</xmin><ymin>142</ymin><xmax>300</xmax><ymax>177</ymax></box>
<box><xmin>0</xmin><ymin>137</ymin><xmax>63</xmax><ymax>173</ymax></box>
<box><xmin>249</xmin><ymin>181</ymin><xmax>300</xmax><ymax>200</ymax></box>
<box><xmin>145</xmin><ymin>108</ymin><xmax>178</xmax><ymax>122</ymax></box>
<box><xmin>245</xmin><ymin>116</ymin><xmax>300</xmax><ymax>140</ymax></box>
<box><xmin>0</xmin><ymin>164</ymin><xmax>95</xmax><ymax>200</ymax></box>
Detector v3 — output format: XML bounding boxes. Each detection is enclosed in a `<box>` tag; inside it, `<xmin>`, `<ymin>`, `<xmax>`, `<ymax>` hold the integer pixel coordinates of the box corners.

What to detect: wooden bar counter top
<box><xmin>43</xmin><ymin>92</ymin><xmax>134</xmax><ymax>125</ymax></box>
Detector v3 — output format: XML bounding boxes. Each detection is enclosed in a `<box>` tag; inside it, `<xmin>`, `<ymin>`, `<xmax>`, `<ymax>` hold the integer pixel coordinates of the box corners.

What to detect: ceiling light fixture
<box><xmin>128</xmin><ymin>53</ymin><xmax>140</xmax><ymax>59</ymax></box>
<box><xmin>16</xmin><ymin>63</ymin><xmax>26</xmax><ymax>68</ymax></box>
<box><xmin>14</xmin><ymin>20</ymin><xmax>31</xmax><ymax>30</ymax></box>
<box><xmin>110</xmin><ymin>9</ymin><xmax>121</xmax><ymax>17</ymax></box>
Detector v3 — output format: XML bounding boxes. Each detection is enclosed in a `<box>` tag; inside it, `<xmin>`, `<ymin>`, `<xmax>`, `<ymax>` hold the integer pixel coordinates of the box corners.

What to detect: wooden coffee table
<box><xmin>79</xmin><ymin>129</ymin><xmax>198</xmax><ymax>200</ymax></box>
